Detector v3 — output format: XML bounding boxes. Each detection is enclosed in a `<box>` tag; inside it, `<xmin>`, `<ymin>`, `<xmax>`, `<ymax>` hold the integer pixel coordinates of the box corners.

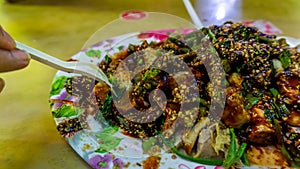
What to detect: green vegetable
<box><xmin>264</xmin><ymin>108</ymin><xmax>276</xmax><ymax>123</ymax></box>
<box><xmin>117</xmin><ymin>45</ymin><xmax>124</xmax><ymax>51</ymax></box>
<box><xmin>97</xmin><ymin>93</ymin><xmax>114</xmax><ymax>125</ymax></box>
<box><xmin>280</xmin><ymin>103</ymin><xmax>290</xmax><ymax>116</ymax></box>
<box><xmin>234</xmin><ymin>143</ymin><xmax>247</xmax><ymax>162</ymax></box>
<box><xmin>223</xmin><ymin>129</ymin><xmax>248</xmax><ymax>168</ymax></box>
<box><xmin>241</xmin><ymin>151</ymin><xmax>250</xmax><ymax>166</ymax></box>
<box><xmin>223</xmin><ymin>128</ymin><xmax>237</xmax><ymax>168</ymax></box>
<box><xmin>280</xmin><ymin>145</ymin><xmax>293</xmax><ymax>162</ymax></box>
<box><xmin>272</xmin><ymin>101</ymin><xmax>290</xmax><ymax>119</ymax></box>
<box><xmin>272</xmin><ymin>101</ymin><xmax>281</xmax><ymax>119</ymax></box>
<box><xmin>270</xmin><ymin>88</ymin><xmax>279</xmax><ymax>98</ymax></box>
<box><xmin>171</xmin><ymin>147</ymin><xmax>224</xmax><ymax>166</ymax></box>
<box><xmin>245</xmin><ymin>93</ymin><xmax>260</xmax><ymax>110</ymax></box>
<box><xmin>207</xmin><ymin>29</ymin><xmax>217</xmax><ymax>43</ymax></box>
<box><xmin>222</xmin><ymin>59</ymin><xmax>231</xmax><ymax>73</ymax></box>
<box><xmin>186</xmin><ymin>36</ymin><xmax>197</xmax><ymax>46</ymax></box>
<box><xmin>258</xmin><ymin>36</ymin><xmax>274</xmax><ymax>44</ymax></box>
<box><xmin>104</xmin><ymin>54</ymin><xmax>112</xmax><ymax>64</ymax></box>
<box><xmin>279</xmin><ymin>50</ymin><xmax>291</xmax><ymax>68</ymax></box>
<box><xmin>166</xmin><ymin>37</ymin><xmax>178</xmax><ymax>43</ymax></box>
<box><xmin>142</xmin><ymin>69</ymin><xmax>160</xmax><ymax>81</ymax></box>
<box><xmin>128</xmin><ymin>44</ymin><xmax>135</xmax><ymax>52</ymax></box>
<box><xmin>160</xmin><ymin>135</ymin><xmax>223</xmax><ymax>166</ymax></box>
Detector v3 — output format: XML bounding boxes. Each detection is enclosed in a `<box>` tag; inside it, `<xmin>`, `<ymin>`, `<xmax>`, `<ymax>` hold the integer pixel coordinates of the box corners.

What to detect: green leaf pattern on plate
<box><xmin>52</xmin><ymin>104</ymin><xmax>85</xmax><ymax>118</ymax></box>
<box><xmin>50</xmin><ymin>76</ymin><xmax>68</xmax><ymax>96</ymax></box>
<box><xmin>95</xmin><ymin>126</ymin><xmax>123</xmax><ymax>153</ymax></box>
<box><xmin>85</xmin><ymin>49</ymin><xmax>102</xmax><ymax>59</ymax></box>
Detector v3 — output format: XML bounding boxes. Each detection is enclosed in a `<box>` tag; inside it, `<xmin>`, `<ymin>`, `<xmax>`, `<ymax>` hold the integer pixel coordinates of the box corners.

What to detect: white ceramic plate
<box><xmin>49</xmin><ymin>29</ymin><xmax>300</xmax><ymax>169</ymax></box>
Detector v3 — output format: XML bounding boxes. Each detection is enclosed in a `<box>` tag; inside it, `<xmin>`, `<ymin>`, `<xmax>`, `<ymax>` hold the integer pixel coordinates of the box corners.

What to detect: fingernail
<box><xmin>11</xmin><ymin>50</ymin><xmax>31</xmax><ymax>62</ymax></box>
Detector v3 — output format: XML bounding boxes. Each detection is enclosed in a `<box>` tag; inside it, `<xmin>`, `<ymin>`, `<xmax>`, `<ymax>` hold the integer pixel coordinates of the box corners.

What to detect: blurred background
<box><xmin>0</xmin><ymin>0</ymin><xmax>299</xmax><ymax>168</ymax></box>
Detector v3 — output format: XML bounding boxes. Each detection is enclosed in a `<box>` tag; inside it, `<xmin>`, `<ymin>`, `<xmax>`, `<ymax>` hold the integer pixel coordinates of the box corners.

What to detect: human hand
<box><xmin>0</xmin><ymin>25</ymin><xmax>30</xmax><ymax>93</ymax></box>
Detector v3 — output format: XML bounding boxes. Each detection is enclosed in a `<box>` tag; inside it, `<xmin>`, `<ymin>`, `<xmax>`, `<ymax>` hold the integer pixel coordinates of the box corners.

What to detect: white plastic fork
<box><xmin>16</xmin><ymin>41</ymin><xmax>114</xmax><ymax>90</ymax></box>
<box><xmin>183</xmin><ymin>0</ymin><xmax>204</xmax><ymax>29</ymax></box>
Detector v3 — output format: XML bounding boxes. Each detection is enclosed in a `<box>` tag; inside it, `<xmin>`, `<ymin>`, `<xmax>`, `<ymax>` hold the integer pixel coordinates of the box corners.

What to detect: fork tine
<box><xmin>16</xmin><ymin>41</ymin><xmax>116</xmax><ymax>95</ymax></box>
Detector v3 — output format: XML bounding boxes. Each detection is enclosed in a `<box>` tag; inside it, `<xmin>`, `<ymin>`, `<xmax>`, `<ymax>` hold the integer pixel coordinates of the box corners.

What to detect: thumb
<box><xmin>0</xmin><ymin>78</ymin><xmax>5</xmax><ymax>93</ymax></box>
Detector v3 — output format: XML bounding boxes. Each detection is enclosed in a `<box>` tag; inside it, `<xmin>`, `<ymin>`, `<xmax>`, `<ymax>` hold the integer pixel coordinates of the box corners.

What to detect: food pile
<box><xmin>67</xmin><ymin>22</ymin><xmax>300</xmax><ymax>168</ymax></box>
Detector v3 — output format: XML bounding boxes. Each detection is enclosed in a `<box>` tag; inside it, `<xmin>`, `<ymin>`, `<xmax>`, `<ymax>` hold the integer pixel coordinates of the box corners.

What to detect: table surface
<box><xmin>0</xmin><ymin>0</ymin><xmax>299</xmax><ymax>168</ymax></box>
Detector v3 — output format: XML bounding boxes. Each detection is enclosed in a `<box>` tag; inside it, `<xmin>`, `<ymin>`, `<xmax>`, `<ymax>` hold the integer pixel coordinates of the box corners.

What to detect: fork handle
<box><xmin>15</xmin><ymin>41</ymin><xmax>73</xmax><ymax>73</ymax></box>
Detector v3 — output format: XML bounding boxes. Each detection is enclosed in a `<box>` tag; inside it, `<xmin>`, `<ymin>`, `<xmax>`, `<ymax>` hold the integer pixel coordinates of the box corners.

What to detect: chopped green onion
<box><xmin>128</xmin><ymin>44</ymin><xmax>135</xmax><ymax>52</ymax></box>
<box><xmin>167</xmin><ymin>37</ymin><xmax>178</xmax><ymax>43</ymax></box>
<box><xmin>280</xmin><ymin>103</ymin><xmax>290</xmax><ymax>116</ymax></box>
<box><xmin>222</xmin><ymin>59</ymin><xmax>231</xmax><ymax>73</ymax></box>
<box><xmin>270</xmin><ymin>88</ymin><xmax>279</xmax><ymax>98</ymax></box>
<box><xmin>245</xmin><ymin>94</ymin><xmax>260</xmax><ymax>110</ymax></box>
<box><xmin>279</xmin><ymin>50</ymin><xmax>291</xmax><ymax>68</ymax></box>
<box><xmin>207</xmin><ymin>29</ymin><xmax>217</xmax><ymax>43</ymax></box>
<box><xmin>104</xmin><ymin>54</ymin><xmax>112</xmax><ymax>64</ymax></box>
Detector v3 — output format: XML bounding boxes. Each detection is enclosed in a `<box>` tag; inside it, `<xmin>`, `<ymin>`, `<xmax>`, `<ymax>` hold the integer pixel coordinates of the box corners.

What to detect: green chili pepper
<box><xmin>241</xmin><ymin>151</ymin><xmax>250</xmax><ymax>166</ymax></box>
<box><xmin>222</xmin><ymin>128</ymin><xmax>237</xmax><ymax>168</ymax></box>
<box><xmin>160</xmin><ymin>135</ymin><xmax>223</xmax><ymax>166</ymax></box>
<box><xmin>294</xmin><ymin>157</ymin><xmax>300</xmax><ymax>163</ymax></box>
<box><xmin>280</xmin><ymin>145</ymin><xmax>292</xmax><ymax>162</ymax></box>
<box><xmin>171</xmin><ymin>147</ymin><xmax>224</xmax><ymax>166</ymax></box>
<box><xmin>234</xmin><ymin>143</ymin><xmax>247</xmax><ymax>162</ymax></box>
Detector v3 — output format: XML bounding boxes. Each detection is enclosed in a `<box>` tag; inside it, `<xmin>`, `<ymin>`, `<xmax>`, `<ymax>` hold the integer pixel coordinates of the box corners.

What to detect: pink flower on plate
<box><xmin>112</xmin><ymin>158</ymin><xmax>125</xmax><ymax>169</ymax></box>
<box><xmin>181</xmin><ymin>28</ymin><xmax>197</xmax><ymax>34</ymax></box>
<box><xmin>138</xmin><ymin>29</ymin><xmax>177</xmax><ymax>41</ymax></box>
<box><xmin>178</xmin><ymin>164</ymin><xmax>225</xmax><ymax>169</ymax></box>
<box><xmin>214</xmin><ymin>166</ymin><xmax>225</xmax><ymax>169</ymax></box>
<box><xmin>88</xmin><ymin>154</ymin><xmax>125</xmax><ymax>169</ymax></box>
<box><xmin>88</xmin><ymin>154</ymin><xmax>113</xmax><ymax>169</ymax></box>
<box><xmin>194</xmin><ymin>166</ymin><xmax>206</xmax><ymax>169</ymax></box>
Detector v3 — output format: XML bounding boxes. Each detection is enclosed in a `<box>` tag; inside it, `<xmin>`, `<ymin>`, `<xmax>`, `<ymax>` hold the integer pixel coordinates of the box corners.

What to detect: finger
<box><xmin>0</xmin><ymin>25</ymin><xmax>16</xmax><ymax>50</ymax></box>
<box><xmin>0</xmin><ymin>49</ymin><xmax>30</xmax><ymax>72</ymax></box>
<box><xmin>0</xmin><ymin>78</ymin><xmax>4</xmax><ymax>93</ymax></box>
